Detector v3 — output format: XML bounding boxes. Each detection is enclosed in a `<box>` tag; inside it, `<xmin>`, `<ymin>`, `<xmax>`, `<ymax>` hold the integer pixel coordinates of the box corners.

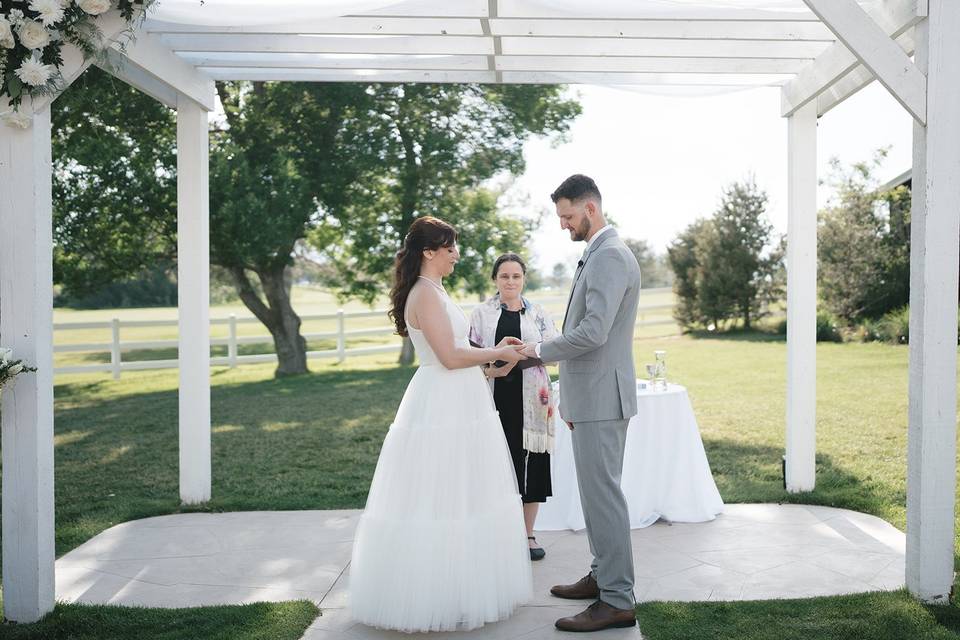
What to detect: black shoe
<box><xmin>528</xmin><ymin>536</ymin><xmax>546</xmax><ymax>561</ymax></box>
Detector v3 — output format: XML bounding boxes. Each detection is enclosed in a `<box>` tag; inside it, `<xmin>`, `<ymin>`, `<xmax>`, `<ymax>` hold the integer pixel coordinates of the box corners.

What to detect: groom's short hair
<box><xmin>551</xmin><ymin>174</ymin><xmax>602</xmax><ymax>206</ymax></box>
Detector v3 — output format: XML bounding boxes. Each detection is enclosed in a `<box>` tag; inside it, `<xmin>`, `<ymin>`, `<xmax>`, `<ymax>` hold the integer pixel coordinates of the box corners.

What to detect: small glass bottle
<box><xmin>654</xmin><ymin>350</ymin><xmax>667</xmax><ymax>391</ymax></box>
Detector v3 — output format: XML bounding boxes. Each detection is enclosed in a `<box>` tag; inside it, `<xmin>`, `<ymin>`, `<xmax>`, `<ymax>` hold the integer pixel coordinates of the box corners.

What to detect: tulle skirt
<box><xmin>349</xmin><ymin>364</ymin><xmax>533</xmax><ymax>633</ymax></box>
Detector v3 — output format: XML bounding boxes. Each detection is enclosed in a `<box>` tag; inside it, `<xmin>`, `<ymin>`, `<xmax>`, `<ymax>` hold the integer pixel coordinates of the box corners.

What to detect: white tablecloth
<box><xmin>535</xmin><ymin>381</ymin><xmax>724</xmax><ymax>531</ymax></box>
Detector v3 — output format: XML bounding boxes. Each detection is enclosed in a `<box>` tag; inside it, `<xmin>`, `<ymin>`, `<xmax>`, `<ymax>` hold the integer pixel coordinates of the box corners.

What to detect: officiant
<box><xmin>470</xmin><ymin>253</ymin><xmax>559</xmax><ymax>562</ymax></box>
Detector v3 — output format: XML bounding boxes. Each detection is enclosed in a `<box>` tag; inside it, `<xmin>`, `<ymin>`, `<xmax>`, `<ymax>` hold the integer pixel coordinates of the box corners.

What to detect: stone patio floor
<box><xmin>55</xmin><ymin>503</ymin><xmax>905</xmax><ymax>639</ymax></box>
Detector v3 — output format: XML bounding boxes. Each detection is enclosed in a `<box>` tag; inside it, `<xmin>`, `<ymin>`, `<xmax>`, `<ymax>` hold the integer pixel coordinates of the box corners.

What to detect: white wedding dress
<box><xmin>349</xmin><ymin>285</ymin><xmax>533</xmax><ymax>633</ymax></box>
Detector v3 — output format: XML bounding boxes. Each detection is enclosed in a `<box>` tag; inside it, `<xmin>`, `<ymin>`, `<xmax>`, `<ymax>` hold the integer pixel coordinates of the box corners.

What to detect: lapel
<box><xmin>562</xmin><ymin>228</ymin><xmax>619</xmax><ymax>331</ymax></box>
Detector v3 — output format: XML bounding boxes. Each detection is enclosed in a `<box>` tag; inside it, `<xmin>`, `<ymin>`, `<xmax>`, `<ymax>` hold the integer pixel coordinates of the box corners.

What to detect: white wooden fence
<box><xmin>53</xmin><ymin>290</ymin><xmax>675</xmax><ymax>378</ymax></box>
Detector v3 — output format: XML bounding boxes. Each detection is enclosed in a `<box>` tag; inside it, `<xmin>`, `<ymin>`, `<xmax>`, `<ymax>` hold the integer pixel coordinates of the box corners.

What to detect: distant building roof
<box><xmin>879</xmin><ymin>169</ymin><xmax>912</xmax><ymax>193</ymax></box>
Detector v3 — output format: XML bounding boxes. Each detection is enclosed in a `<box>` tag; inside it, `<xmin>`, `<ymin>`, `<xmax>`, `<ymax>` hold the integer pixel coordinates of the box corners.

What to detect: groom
<box><xmin>521</xmin><ymin>174</ymin><xmax>641</xmax><ymax>632</ymax></box>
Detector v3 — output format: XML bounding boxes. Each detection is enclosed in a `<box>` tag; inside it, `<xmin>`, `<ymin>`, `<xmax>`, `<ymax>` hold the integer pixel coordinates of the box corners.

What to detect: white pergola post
<box><xmin>784</xmin><ymin>101</ymin><xmax>818</xmax><ymax>493</ymax></box>
<box><xmin>906</xmin><ymin>0</ymin><xmax>960</xmax><ymax>605</ymax></box>
<box><xmin>0</xmin><ymin>105</ymin><xmax>56</xmax><ymax>623</ymax></box>
<box><xmin>177</xmin><ymin>99</ymin><xmax>211</xmax><ymax>504</ymax></box>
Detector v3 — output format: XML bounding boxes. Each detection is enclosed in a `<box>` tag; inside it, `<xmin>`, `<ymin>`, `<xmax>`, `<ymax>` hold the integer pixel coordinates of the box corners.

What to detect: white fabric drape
<box><xmin>514</xmin><ymin>0</ymin><xmax>876</xmax><ymax>19</ymax></box>
<box><xmin>149</xmin><ymin>0</ymin><xmax>409</xmax><ymax>26</ymax></box>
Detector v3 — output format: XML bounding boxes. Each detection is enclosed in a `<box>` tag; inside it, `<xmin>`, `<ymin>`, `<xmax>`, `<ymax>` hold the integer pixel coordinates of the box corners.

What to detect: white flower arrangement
<box><xmin>0</xmin><ymin>347</ymin><xmax>37</xmax><ymax>391</ymax></box>
<box><xmin>1</xmin><ymin>0</ymin><xmax>154</xmax><ymax>124</ymax></box>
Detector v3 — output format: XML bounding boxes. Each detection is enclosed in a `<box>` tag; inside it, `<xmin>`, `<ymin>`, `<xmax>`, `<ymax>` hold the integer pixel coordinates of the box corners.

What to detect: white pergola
<box><xmin>1</xmin><ymin>0</ymin><xmax>957</xmax><ymax>624</ymax></box>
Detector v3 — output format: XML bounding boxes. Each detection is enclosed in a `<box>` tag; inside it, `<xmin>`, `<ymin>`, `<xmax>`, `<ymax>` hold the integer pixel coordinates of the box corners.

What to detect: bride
<box><xmin>349</xmin><ymin>216</ymin><xmax>534</xmax><ymax>632</ymax></box>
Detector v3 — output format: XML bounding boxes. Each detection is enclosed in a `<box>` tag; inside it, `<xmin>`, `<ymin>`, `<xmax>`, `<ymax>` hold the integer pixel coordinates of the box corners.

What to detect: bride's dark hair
<box><xmin>389</xmin><ymin>216</ymin><xmax>459</xmax><ymax>337</ymax></box>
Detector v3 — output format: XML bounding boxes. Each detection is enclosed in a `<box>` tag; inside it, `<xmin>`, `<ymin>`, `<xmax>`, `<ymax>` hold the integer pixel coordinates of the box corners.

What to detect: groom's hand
<box><xmin>519</xmin><ymin>343</ymin><xmax>538</xmax><ymax>358</ymax></box>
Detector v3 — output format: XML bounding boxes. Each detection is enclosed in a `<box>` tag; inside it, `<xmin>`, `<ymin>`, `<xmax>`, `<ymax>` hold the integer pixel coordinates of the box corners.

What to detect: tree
<box><xmin>210</xmin><ymin>81</ymin><xmax>383</xmax><ymax>375</ymax></box>
<box><xmin>550</xmin><ymin>262</ymin><xmax>570</xmax><ymax>289</ymax></box>
<box><xmin>51</xmin><ymin>73</ymin><xmax>581</xmax><ymax>372</ymax></box>
<box><xmin>818</xmin><ymin>152</ymin><xmax>911</xmax><ymax>323</ymax></box>
<box><xmin>52</xmin><ymin>68</ymin><xmax>178</xmax><ymax>298</ymax></box>
<box><xmin>308</xmin><ymin>83</ymin><xmax>581</xmax><ymax>364</ymax></box>
<box><xmin>667</xmin><ymin>218</ymin><xmax>711</xmax><ymax>329</ymax></box>
<box><xmin>623</xmin><ymin>238</ymin><xmax>672</xmax><ymax>289</ymax></box>
<box><xmin>666</xmin><ymin>180</ymin><xmax>783</xmax><ymax>330</ymax></box>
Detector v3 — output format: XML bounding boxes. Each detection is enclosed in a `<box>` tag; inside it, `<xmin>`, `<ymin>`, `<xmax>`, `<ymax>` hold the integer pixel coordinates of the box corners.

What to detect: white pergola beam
<box><xmin>145</xmin><ymin>16</ymin><xmax>486</xmax><ymax>36</ymax></box>
<box><xmin>198</xmin><ymin>67</ymin><xmax>789</xmax><ymax>86</ymax></box>
<box><xmin>781</xmin><ymin>0</ymin><xmax>923</xmax><ymax>117</ymax></box>
<box><xmin>785</xmin><ymin>101</ymin><xmax>818</xmax><ymax>494</ymax></box>
<box><xmin>490</xmin><ymin>19</ymin><xmax>835</xmax><ymax>40</ymax></box>
<box><xmin>162</xmin><ymin>34</ymin><xmax>495</xmax><ymax>55</ymax></box>
<box><xmin>180</xmin><ymin>52</ymin><xmax>492</xmax><ymax>71</ymax></box>
<box><xmin>0</xmin><ymin>104</ymin><xmax>55</xmax><ymax>624</ymax></box>
<box><xmin>105</xmin><ymin>32</ymin><xmax>216</xmax><ymax>111</ymax></box>
<box><xmin>147</xmin><ymin>18</ymin><xmax>835</xmax><ymax>40</ymax></box>
<box><xmin>802</xmin><ymin>0</ymin><xmax>926</xmax><ymax>124</ymax></box>
<box><xmin>177</xmin><ymin>101</ymin><xmax>211</xmax><ymax>505</ymax></box>
<box><xmin>501</xmin><ymin>37</ymin><xmax>827</xmax><ymax>59</ymax></box>
<box><xmin>498</xmin><ymin>0</ymin><xmax>820</xmax><ymax>21</ymax></box>
<box><xmin>163</xmin><ymin>34</ymin><xmax>828</xmax><ymax>59</ymax></box>
<box><xmin>201</xmin><ymin>68</ymin><xmax>498</xmax><ymax>82</ymax></box>
<box><xmin>182</xmin><ymin>53</ymin><xmax>809</xmax><ymax>75</ymax></box>
<box><xmin>816</xmin><ymin>30</ymin><xmax>915</xmax><ymax>116</ymax></box>
<box><xmin>906</xmin><ymin>0</ymin><xmax>960</xmax><ymax>605</ymax></box>
<box><xmin>496</xmin><ymin>56</ymin><xmax>809</xmax><ymax>74</ymax></box>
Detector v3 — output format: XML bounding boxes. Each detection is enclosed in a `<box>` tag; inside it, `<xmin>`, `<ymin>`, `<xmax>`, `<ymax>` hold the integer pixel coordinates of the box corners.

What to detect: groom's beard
<box><xmin>572</xmin><ymin>218</ymin><xmax>592</xmax><ymax>242</ymax></box>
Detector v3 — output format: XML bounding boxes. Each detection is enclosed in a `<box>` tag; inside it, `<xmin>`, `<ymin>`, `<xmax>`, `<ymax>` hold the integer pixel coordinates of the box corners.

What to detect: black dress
<box><xmin>493</xmin><ymin>308</ymin><xmax>552</xmax><ymax>503</ymax></box>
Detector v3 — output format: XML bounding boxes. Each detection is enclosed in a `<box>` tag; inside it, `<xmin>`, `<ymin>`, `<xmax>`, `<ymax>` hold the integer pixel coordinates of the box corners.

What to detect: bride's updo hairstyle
<box><xmin>389</xmin><ymin>216</ymin><xmax>459</xmax><ymax>337</ymax></box>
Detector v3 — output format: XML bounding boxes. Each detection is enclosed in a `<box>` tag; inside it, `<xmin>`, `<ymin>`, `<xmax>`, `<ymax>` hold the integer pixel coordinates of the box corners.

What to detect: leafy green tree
<box><xmin>52</xmin><ymin>68</ymin><xmax>178</xmax><ymax>297</ymax></box>
<box><xmin>308</xmin><ymin>83</ymin><xmax>581</xmax><ymax>363</ymax></box>
<box><xmin>667</xmin><ymin>218</ymin><xmax>711</xmax><ymax>329</ymax></box>
<box><xmin>51</xmin><ymin>72</ymin><xmax>580</xmax><ymax>372</ymax></box>
<box><xmin>818</xmin><ymin>152</ymin><xmax>911</xmax><ymax>323</ymax></box>
<box><xmin>667</xmin><ymin>180</ymin><xmax>782</xmax><ymax>330</ymax></box>
<box><xmin>623</xmin><ymin>238</ymin><xmax>672</xmax><ymax>289</ymax></box>
<box><xmin>211</xmin><ymin>81</ymin><xmax>383</xmax><ymax>375</ymax></box>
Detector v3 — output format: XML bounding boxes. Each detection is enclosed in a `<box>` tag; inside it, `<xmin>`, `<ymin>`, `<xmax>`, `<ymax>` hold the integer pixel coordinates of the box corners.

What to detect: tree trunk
<box><xmin>228</xmin><ymin>265</ymin><xmax>309</xmax><ymax>377</ymax></box>
<box><xmin>398</xmin><ymin>336</ymin><xmax>416</xmax><ymax>366</ymax></box>
<box><xmin>260</xmin><ymin>265</ymin><xmax>309</xmax><ymax>376</ymax></box>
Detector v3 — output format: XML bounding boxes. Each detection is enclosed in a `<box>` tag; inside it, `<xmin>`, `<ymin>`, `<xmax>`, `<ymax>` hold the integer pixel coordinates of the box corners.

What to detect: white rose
<box><xmin>77</xmin><ymin>0</ymin><xmax>112</xmax><ymax>15</ymax></box>
<box><xmin>1</xmin><ymin>110</ymin><xmax>33</xmax><ymax>129</ymax></box>
<box><xmin>0</xmin><ymin>349</ymin><xmax>11</xmax><ymax>365</ymax></box>
<box><xmin>0</xmin><ymin>17</ymin><xmax>15</xmax><ymax>49</ymax></box>
<box><xmin>28</xmin><ymin>0</ymin><xmax>65</xmax><ymax>27</ymax></box>
<box><xmin>8</xmin><ymin>363</ymin><xmax>23</xmax><ymax>375</ymax></box>
<box><xmin>14</xmin><ymin>57</ymin><xmax>54</xmax><ymax>87</ymax></box>
<box><xmin>18</xmin><ymin>20</ymin><xmax>51</xmax><ymax>50</ymax></box>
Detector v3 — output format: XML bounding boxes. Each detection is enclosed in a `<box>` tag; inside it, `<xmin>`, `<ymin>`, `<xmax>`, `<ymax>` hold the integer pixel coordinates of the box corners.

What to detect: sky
<box><xmin>508</xmin><ymin>81</ymin><xmax>914</xmax><ymax>273</ymax></box>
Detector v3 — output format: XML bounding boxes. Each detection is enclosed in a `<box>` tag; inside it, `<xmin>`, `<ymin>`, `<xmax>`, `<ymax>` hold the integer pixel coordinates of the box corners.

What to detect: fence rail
<box><xmin>53</xmin><ymin>289</ymin><xmax>675</xmax><ymax>378</ymax></box>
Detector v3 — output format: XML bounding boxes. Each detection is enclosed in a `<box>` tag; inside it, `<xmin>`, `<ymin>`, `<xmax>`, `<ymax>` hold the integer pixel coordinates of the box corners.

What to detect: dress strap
<box><xmin>418</xmin><ymin>275</ymin><xmax>448</xmax><ymax>297</ymax></box>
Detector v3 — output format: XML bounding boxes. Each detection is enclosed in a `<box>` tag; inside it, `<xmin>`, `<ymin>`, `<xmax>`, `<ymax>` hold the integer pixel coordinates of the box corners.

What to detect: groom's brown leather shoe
<box><xmin>550</xmin><ymin>573</ymin><xmax>600</xmax><ymax>600</ymax></box>
<box><xmin>555</xmin><ymin>600</ymin><xmax>637</xmax><ymax>632</ymax></box>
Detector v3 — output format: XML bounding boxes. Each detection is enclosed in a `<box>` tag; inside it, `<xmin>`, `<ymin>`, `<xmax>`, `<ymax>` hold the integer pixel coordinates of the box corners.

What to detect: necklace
<box><xmin>418</xmin><ymin>275</ymin><xmax>447</xmax><ymax>295</ymax></box>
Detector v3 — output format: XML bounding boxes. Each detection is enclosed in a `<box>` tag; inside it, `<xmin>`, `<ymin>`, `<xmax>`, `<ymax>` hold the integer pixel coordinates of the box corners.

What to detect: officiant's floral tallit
<box><xmin>470</xmin><ymin>295</ymin><xmax>558</xmax><ymax>454</ymax></box>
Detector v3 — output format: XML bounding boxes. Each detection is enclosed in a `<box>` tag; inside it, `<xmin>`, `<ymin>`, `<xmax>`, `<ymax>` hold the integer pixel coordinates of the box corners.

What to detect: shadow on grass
<box><xmin>0</xmin><ymin>597</ymin><xmax>318</xmax><ymax>640</ymax></box>
<box><xmin>1</xmin><ymin>365</ymin><xmax>416</xmax><ymax>567</ymax></box>
<box><xmin>685</xmin><ymin>329</ymin><xmax>786</xmax><ymax>343</ymax></box>
<box><xmin>704</xmin><ymin>437</ymin><xmax>900</xmax><ymax>522</ymax></box>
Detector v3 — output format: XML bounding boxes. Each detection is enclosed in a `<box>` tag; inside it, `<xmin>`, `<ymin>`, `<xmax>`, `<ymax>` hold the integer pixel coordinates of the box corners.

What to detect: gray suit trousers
<box><xmin>570</xmin><ymin>418</ymin><xmax>636</xmax><ymax>610</ymax></box>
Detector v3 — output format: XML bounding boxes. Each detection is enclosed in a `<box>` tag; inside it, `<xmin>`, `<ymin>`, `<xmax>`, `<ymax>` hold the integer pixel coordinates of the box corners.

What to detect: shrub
<box><xmin>773</xmin><ymin>311</ymin><xmax>843</xmax><ymax>342</ymax></box>
<box><xmin>877</xmin><ymin>306</ymin><xmax>910</xmax><ymax>344</ymax></box>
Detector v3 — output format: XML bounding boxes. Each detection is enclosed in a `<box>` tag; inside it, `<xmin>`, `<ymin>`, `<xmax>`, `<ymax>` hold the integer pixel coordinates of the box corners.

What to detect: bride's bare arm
<box><xmin>409</xmin><ymin>285</ymin><xmax>525</xmax><ymax>370</ymax></box>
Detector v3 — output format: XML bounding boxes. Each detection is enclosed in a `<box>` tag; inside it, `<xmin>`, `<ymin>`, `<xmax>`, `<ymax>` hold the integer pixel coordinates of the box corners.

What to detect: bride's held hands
<box><xmin>496</xmin><ymin>336</ymin><xmax>524</xmax><ymax>347</ymax></box>
<box><xmin>497</xmin><ymin>345</ymin><xmax>528</xmax><ymax>363</ymax></box>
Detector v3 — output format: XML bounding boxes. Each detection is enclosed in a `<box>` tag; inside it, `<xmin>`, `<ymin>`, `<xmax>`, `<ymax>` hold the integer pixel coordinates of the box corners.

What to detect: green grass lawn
<box><xmin>1</xmin><ymin>326</ymin><xmax>958</xmax><ymax>638</ymax></box>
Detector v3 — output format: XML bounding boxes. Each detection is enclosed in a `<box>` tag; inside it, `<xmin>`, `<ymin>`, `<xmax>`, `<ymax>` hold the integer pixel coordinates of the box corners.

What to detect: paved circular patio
<box><xmin>56</xmin><ymin>503</ymin><xmax>905</xmax><ymax>639</ymax></box>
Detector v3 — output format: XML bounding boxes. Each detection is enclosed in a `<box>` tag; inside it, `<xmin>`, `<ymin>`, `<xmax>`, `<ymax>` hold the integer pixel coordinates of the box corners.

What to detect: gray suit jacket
<box><xmin>539</xmin><ymin>228</ymin><xmax>641</xmax><ymax>423</ymax></box>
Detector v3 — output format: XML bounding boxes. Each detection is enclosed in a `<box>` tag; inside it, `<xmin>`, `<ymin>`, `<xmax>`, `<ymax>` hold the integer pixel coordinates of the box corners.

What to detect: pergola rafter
<box><xmin>1</xmin><ymin>0</ymin><xmax>957</xmax><ymax>625</ymax></box>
